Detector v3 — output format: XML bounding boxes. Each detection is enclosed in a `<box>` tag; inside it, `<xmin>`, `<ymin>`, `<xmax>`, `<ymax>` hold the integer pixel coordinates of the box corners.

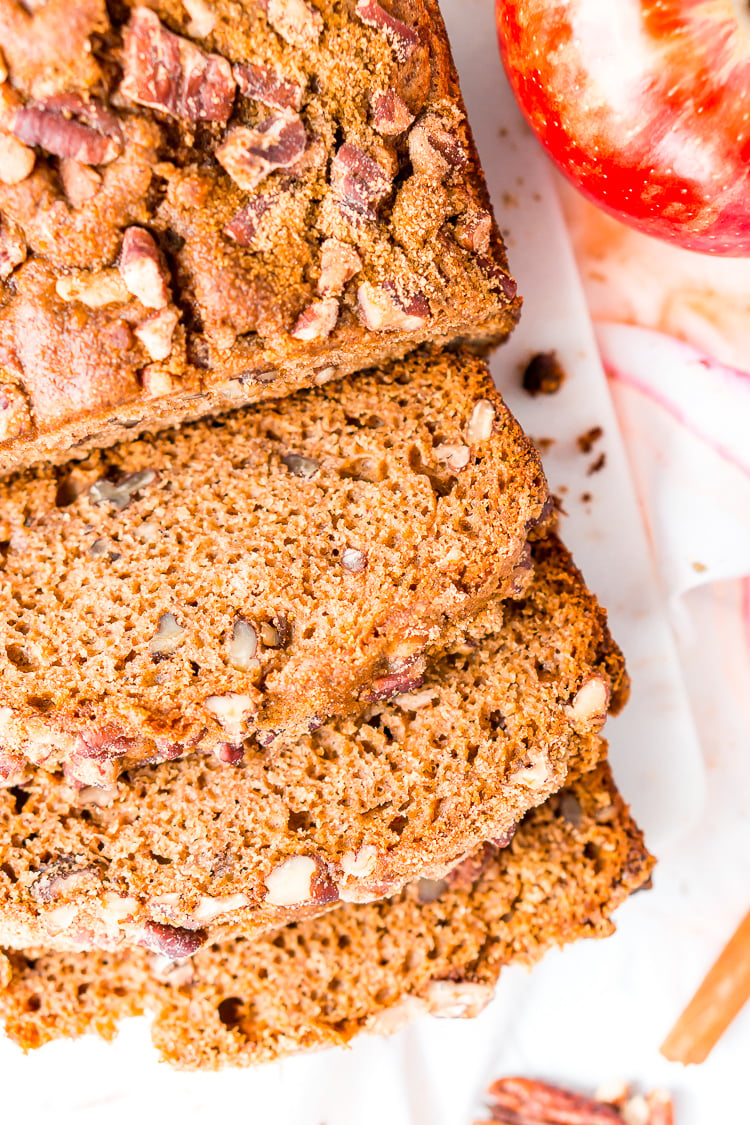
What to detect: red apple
<box><xmin>496</xmin><ymin>0</ymin><xmax>750</xmax><ymax>255</ymax></box>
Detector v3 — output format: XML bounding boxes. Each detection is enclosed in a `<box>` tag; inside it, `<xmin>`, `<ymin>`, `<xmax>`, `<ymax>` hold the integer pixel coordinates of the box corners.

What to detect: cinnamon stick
<box><xmin>661</xmin><ymin>908</ymin><xmax>750</xmax><ymax>1064</ymax></box>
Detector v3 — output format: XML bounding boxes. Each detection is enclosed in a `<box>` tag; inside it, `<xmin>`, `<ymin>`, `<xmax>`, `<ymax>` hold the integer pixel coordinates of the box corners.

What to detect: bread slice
<box><xmin>0</xmin><ymin>537</ymin><xmax>625</xmax><ymax>955</ymax></box>
<box><xmin>0</xmin><ymin>348</ymin><xmax>548</xmax><ymax>781</ymax></box>
<box><xmin>0</xmin><ymin>0</ymin><xmax>518</xmax><ymax>476</ymax></box>
<box><xmin>0</xmin><ymin>763</ymin><xmax>653</xmax><ymax>1066</ymax></box>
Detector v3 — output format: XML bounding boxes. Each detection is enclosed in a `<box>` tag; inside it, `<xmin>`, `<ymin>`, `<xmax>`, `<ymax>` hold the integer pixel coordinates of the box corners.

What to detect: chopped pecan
<box><xmin>134</xmin><ymin>307</ymin><xmax>180</xmax><ymax>361</ymax></box>
<box><xmin>55</xmin><ymin>268</ymin><xmax>129</xmax><ymax>308</ymax></box>
<box><xmin>318</xmin><ymin>238</ymin><xmax>362</xmax><ymax>297</ymax></box>
<box><xmin>408</xmin><ymin>113</ymin><xmax>466</xmax><ymax>178</ymax></box>
<box><xmin>120</xmin><ymin>7</ymin><xmax>235</xmax><ymax>124</ymax></box>
<box><xmin>59</xmin><ymin>157</ymin><xmax>101</xmax><ymax>208</ymax></box>
<box><xmin>138</xmin><ymin>920</ymin><xmax>207</xmax><ymax>959</ymax></box>
<box><xmin>0</xmin><ymin>214</ymin><xmax>26</xmax><ymax>279</ymax></box>
<box><xmin>88</xmin><ymin>468</ymin><xmax>158</xmax><ymax>511</ymax></box>
<box><xmin>331</xmin><ymin>141</ymin><xmax>392</xmax><ymax>221</ymax></box>
<box><xmin>0</xmin><ymin>384</ymin><xmax>32</xmax><ymax>442</ymax></box>
<box><xmin>12</xmin><ymin>95</ymin><xmax>123</xmax><ymax>165</ymax></box>
<box><xmin>29</xmin><ymin>856</ymin><xmax>99</xmax><ymax>904</ymax></box>
<box><xmin>445</xmin><ymin>842</ymin><xmax>498</xmax><ymax>892</ymax></box>
<box><xmin>149</xmin><ymin>612</ymin><xmax>185</xmax><ymax>658</ymax></box>
<box><xmin>0</xmin><ymin>749</ymin><xmax>26</xmax><ymax>785</ymax></box>
<box><xmin>355</xmin><ymin>0</ymin><xmax>419</xmax><ymax>61</ymax></box>
<box><xmin>264</xmin><ymin>855</ymin><xmax>338</xmax><ymax>907</ymax></box>
<box><xmin>434</xmin><ymin>443</ymin><xmax>470</xmax><ymax>472</ymax></box>
<box><xmin>216</xmin><ymin>111</ymin><xmax>307</xmax><ymax>192</ymax></box>
<box><xmin>484</xmin><ymin>1077</ymin><xmax>624</xmax><ymax>1124</ymax></box>
<box><xmin>76</xmin><ymin>726</ymin><xmax>136</xmax><ymax>762</ymax></box>
<box><xmin>234</xmin><ymin>61</ymin><xmax>304</xmax><ymax>112</ymax></box>
<box><xmin>281</xmin><ymin>452</ymin><xmax>320</xmax><ymax>478</ymax></box>
<box><xmin>0</xmin><ymin>132</ymin><xmax>35</xmax><ymax>184</ymax></box>
<box><xmin>341</xmin><ymin>546</ymin><xmax>367</xmax><ymax>573</ymax></box>
<box><xmin>565</xmin><ymin>676</ymin><xmax>611</xmax><ymax>730</ymax></box>
<box><xmin>183</xmin><ymin>0</ymin><xmax>217</xmax><ymax>37</ymax></box>
<box><xmin>365</xmin><ymin>660</ymin><xmax>426</xmax><ymax>703</ymax></box>
<box><xmin>425</xmin><ymin>979</ymin><xmax>494</xmax><ymax>1019</ymax></box>
<box><xmin>455</xmin><ymin>209</ymin><xmax>492</xmax><ymax>255</ymax></box>
<box><xmin>291</xmin><ymin>297</ymin><xmax>338</xmax><ymax>341</ymax></box>
<box><xmin>260</xmin><ymin>0</ymin><xmax>324</xmax><ymax>48</ymax></box>
<box><xmin>466</xmin><ymin>398</ymin><xmax>496</xmax><ymax>444</ymax></box>
<box><xmin>225</xmin><ymin>201</ymin><xmax>270</xmax><ymax>247</ymax></box>
<box><xmin>357</xmin><ymin>280</ymin><xmax>429</xmax><ymax>332</ymax></box>
<box><xmin>119</xmin><ymin>227</ymin><xmax>170</xmax><ymax>309</ymax></box>
<box><xmin>214</xmin><ymin>742</ymin><xmax>244</xmax><ymax>765</ymax></box>
<box><xmin>203</xmin><ymin>692</ymin><xmax>257</xmax><ymax>737</ymax></box>
<box><xmin>477</xmin><ymin>255</ymin><xmax>518</xmax><ymax>300</ymax></box>
<box><xmin>227</xmin><ymin>617</ymin><xmax>259</xmax><ymax>671</ymax></box>
<box><xmin>371</xmin><ymin>89</ymin><xmax>414</xmax><ymax>135</ymax></box>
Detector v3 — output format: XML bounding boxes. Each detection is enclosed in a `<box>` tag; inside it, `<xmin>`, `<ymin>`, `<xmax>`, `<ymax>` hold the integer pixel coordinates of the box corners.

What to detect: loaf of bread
<box><xmin>0</xmin><ymin>537</ymin><xmax>625</xmax><ymax>954</ymax></box>
<box><xmin>0</xmin><ymin>349</ymin><xmax>549</xmax><ymax>780</ymax></box>
<box><xmin>0</xmin><ymin>763</ymin><xmax>653</xmax><ymax>1066</ymax></box>
<box><xmin>0</xmin><ymin>0</ymin><xmax>519</xmax><ymax>475</ymax></box>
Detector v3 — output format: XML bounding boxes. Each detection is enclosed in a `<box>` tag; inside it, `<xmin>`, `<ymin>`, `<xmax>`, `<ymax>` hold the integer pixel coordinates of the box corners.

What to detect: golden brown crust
<box><xmin>0</xmin><ymin>0</ymin><xmax>519</xmax><ymax>475</ymax></box>
<box><xmin>0</xmin><ymin>763</ymin><xmax>653</xmax><ymax>1065</ymax></box>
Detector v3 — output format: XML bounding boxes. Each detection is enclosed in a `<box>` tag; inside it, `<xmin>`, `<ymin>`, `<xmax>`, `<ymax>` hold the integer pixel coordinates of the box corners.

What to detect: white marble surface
<box><xmin>2</xmin><ymin>2</ymin><xmax>747</xmax><ymax>1122</ymax></box>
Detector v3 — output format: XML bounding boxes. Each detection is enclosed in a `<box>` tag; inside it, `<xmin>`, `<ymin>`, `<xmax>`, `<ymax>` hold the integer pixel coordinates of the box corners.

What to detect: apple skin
<box><xmin>496</xmin><ymin>0</ymin><xmax>750</xmax><ymax>255</ymax></box>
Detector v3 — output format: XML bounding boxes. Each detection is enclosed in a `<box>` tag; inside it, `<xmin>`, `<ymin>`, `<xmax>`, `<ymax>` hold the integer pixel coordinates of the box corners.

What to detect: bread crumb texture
<box><xmin>0</xmin><ymin>762</ymin><xmax>653</xmax><ymax>1067</ymax></box>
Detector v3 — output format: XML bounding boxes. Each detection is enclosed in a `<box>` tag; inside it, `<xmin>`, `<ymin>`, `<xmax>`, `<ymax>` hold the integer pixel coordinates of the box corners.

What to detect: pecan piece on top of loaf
<box><xmin>0</xmin><ymin>0</ymin><xmax>519</xmax><ymax>476</ymax></box>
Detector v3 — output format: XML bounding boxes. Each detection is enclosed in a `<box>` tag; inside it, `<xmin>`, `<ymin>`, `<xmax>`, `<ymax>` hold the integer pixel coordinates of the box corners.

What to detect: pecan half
<box><xmin>138</xmin><ymin>920</ymin><xmax>207</xmax><ymax>959</ymax></box>
<box><xmin>260</xmin><ymin>0</ymin><xmax>324</xmax><ymax>48</ymax></box>
<box><xmin>318</xmin><ymin>238</ymin><xmax>362</xmax><ymax>297</ymax></box>
<box><xmin>355</xmin><ymin>0</ymin><xmax>419</xmax><ymax>61</ymax></box>
<box><xmin>0</xmin><ymin>132</ymin><xmax>35</xmax><ymax>184</ymax></box>
<box><xmin>12</xmin><ymin>95</ymin><xmax>123</xmax><ymax>165</ymax></box>
<box><xmin>0</xmin><ymin>214</ymin><xmax>27</xmax><ymax>279</ymax></box>
<box><xmin>371</xmin><ymin>89</ymin><xmax>415</xmax><ymax>135</ymax></box>
<box><xmin>119</xmin><ymin>227</ymin><xmax>170</xmax><ymax>309</ymax></box>
<box><xmin>216</xmin><ymin>111</ymin><xmax>307</xmax><ymax>192</ymax></box>
<box><xmin>331</xmin><ymin>141</ymin><xmax>392</xmax><ymax>221</ymax></box>
<box><xmin>120</xmin><ymin>7</ymin><xmax>235</xmax><ymax>124</ymax></box>
<box><xmin>408</xmin><ymin>113</ymin><xmax>466</xmax><ymax>178</ymax></box>
<box><xmin>357</xmin><ymin>280</ymin><xmax>429</xmax><ymax>332</ymax></box>
<box><xmin>291</xmin><ymin>297</ymin><xmax>338</xmax><ymax>341</ymax></box>
<box><xmin>484</xmin><ymin>1077</ymin><xmax>624</xmax><ymax>1124</ymax></box>
<box><xmin>234</xmin><ymin>61</ymin><xmax>304</xmax><ymax>112</ymax></box>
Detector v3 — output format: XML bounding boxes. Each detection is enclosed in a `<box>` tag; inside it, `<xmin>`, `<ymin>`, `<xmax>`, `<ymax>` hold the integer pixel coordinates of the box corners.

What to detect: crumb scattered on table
<box><xmin>522</xmin><ymin>351</ymin><xmax>566</xmax><ymax>396</ymax></box>
<box><xmin>577</xmin><ymin>426</ymin><xmax>603</xmax><ymax>454</ymax></box>
<box><xmin>587</xmin><ymin>452</ymin><xmax>607</xmax><ymax>476</ymax></box>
